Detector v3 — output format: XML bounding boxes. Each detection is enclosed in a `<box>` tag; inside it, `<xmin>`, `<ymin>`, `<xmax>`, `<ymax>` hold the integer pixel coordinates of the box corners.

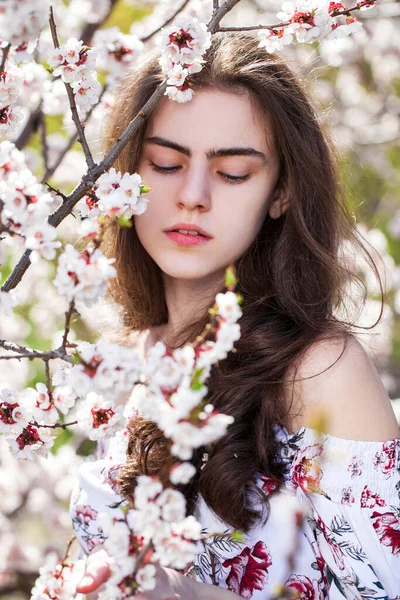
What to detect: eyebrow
<box><xmin>144</xmin><ymin>136</ymin><xmax>267</xmax><ymax>161</ymax></box>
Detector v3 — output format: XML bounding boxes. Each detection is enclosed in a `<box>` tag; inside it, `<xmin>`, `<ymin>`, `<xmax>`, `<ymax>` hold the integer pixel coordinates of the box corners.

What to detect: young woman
<box><xmin>71</xmin><ymin>33</ymin><xmax>400</xmax><ymax>599</ymax></box>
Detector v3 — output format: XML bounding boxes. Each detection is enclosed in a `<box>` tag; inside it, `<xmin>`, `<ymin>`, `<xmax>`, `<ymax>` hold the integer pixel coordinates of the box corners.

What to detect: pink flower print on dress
<box><xmin>371</xmin><ymin>508</ymin><xmax>400</xmax><ymax>556</ymax></box>
<box><xmin>259</xmin><ymin>475</ymin><xmax>280</xmax><ymax>496</ymax></box>
<box><xmin>348</xmin><ymin>456</ymin><xmax>363</xmax><ymax>478</ymax></box>
<box><xmin>289</xmin><ymin>443</ymin><xmax>326</xmax><ymax>495</ymax></box>
<box><xmin>341</xmin><ymin>487</ymin><xmax>355</xmax><ymax>505</ymax></box>
<box><xmin>222</xmin><ymin>540</ymin><xmax>272</xmax><ymax>599</ymax></box>
<box><xmin>87</xmin><ymin>536</ymin><xmax>105</xmax><ymax>553</ymax></box>
<box><xmin>285</xmin><ymin>574</ymin><xmax>325</xmax><ymax>600</ymax></box>
<box><xmin>373</xmin><ymin>440</ymin><xmax>399</xmax><ymax>476</ymax></box>
<box><xmin>316</xmin><ymin>517</ymin><xmax>345</xmax><ymax>571</ymax></box>
<box><xmin>360</xmin><ymin>486</ymin><xmax>386</xmax><ymax>509</ymax></box>
<box><xmin>75</xmin><ymin>504</ymin><xmax>98</xmax><ymax>526</ymax></box>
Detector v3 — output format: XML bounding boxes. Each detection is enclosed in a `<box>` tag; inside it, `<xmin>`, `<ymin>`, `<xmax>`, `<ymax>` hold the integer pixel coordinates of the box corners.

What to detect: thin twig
<box><xmin>41</xmin><ymin>84</ymin><xmax>108</xmax><ymax>184</ymax></box>
<box><xmin>44</xmin><ymin>359</ymin><xmax>52</xmax><ymax>391</ymax></box>
<box><xmin>0</xmin><ymin>43</ymin><xmax>11</xmax><ymax>73</ymax></box>
<box><xmin>0</xmin><ymin>340</ymin><xmax>33</xmax><ymax>355</ymax></box>
<box><xmin>39</xmin><ymin>105</ymin><xmax>50</xmax><ymax>173</ymax></box>
<box><xmin>217</xmin><ymin>0</ymin><xmax>376</xmax><ymax>32</ymax></box>
<box><xmin>140</xmin><ymin>0</ymin><xmax>191</xmax><ymax>43</ymax></box>
<box><xmin>33</xmin><ymin>419</ymin><xmax>78</xmax><ymax>429</ymax></box>
<box><xmin>207</xmin><ymin>0</ymin><xmax>242</xmax><ymax>32</ymax></box>
<box><xmin>49</xmin><ymin>6</ymin><xmax>95</xmax><ymax>170</ymax></box>
<box><xmin>2</xmin><ymin>0</ymin><xmax>243</xmax><ymax>293</ymax></box>
<box><xmin>213</xmin><ymin>0</ymin><xmax>220</xmax><ymax>10</ymax></box>
<box><xmin>44</xmin><ymin>182</ymin><xmax>68</xmax><ymax>201</ymax></box>
<box><xmin>0</xmin><ymin>340</ymin><xmax>72</xmax><ymax>362</ymax></box>
<box><xmin>61</xmin><ymin>536</ymin><xmax>77</xmax><ymax>565</ymax></box>
<box><xmin>218</xmin><ymin>22</ymin><xmax>289</xmax><ymax>31</ymax></box>
<box><xmin>61</xmin><ymin>300</ymin><xmax>76</xmax><ymax>350</ymax></box>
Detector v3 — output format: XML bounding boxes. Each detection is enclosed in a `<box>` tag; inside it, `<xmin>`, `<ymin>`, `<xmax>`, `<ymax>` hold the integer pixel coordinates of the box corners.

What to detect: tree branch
<box><xmin>49</xmin><ymin>7</ymin><xmax>95</xmax><ymax>170</ymax></box>
<box><xmin>39</xmin><ymin>105</ymin><xmax>50</xmax><ymax>174</ymax></box>
<box><xmin>2</xmin><ymin>0</ymin><xmax>243</xmax><ymax>293</ymax></box>
<box><xmin>0</xmin><ymin>340</ymin><xmax>72</xmax><ymax>362</ymax></box>
<box><xmin>14</xmin><ymin>0</ymin><xmax>117</xmax><ymax>151</ymax></box>
<box><xmin>217</xmin><ymin>0</ymin><xmax>377</xmax><ymax>32</ymax></box>
<box><xmin>61</xmin><ymin>300</ymin><xmax>76</xmax><ymax>350</ymax></box>
<box><xmin>207</xmin><ymin>0</ymin><xmax>242</xmax><ymax>33</ymax></box>
<box><xmin>140</xmin><ymin>0</ymin><xmax>191</xmax><ymax>43</ymax></box>
<box><xmin>41</xmin><ymin>84</ymin><xmax>108</xmax><ymax>184</ymax></box>
<box><xmin>218</xmin><ymin>22</ymin><xmax>289</xmax><ymax>31</ymax></box>
<box><xmin>33</xmin><ymin>419</ymin><xmax>78</xmax><ymax>429</ymax></box>
<box><xmin>0</xmin><ymin>43</ymin><xmax>11</xmax><ymax>73</ymax></box>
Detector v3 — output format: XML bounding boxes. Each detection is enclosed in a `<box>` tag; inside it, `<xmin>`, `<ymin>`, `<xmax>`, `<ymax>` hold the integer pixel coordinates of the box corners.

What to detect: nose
<box><xmin>175</xmin><ymin>163</ymin><xmax>211</xmax><ymax>212</ymax></box>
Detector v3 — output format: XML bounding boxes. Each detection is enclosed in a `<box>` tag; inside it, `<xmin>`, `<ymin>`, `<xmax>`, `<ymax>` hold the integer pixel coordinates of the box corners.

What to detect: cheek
<box><xmin>221</xmin><ymin>185</ymin><xmax>269</xmax><ymax>240</ymax></box>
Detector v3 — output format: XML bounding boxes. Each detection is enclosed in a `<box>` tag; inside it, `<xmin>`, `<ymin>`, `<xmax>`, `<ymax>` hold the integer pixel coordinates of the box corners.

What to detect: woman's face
<box><xmin>135</xmin><ymin>89</ymin><xmax>285</xmax><ymax>284</ymax></box>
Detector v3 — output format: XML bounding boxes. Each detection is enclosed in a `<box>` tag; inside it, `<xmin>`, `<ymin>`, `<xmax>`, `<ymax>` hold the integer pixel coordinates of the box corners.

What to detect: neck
<box><xmin>155</xmin><ymin>270</ymin><xmax>225</xmax><ymax>345</ymax></box>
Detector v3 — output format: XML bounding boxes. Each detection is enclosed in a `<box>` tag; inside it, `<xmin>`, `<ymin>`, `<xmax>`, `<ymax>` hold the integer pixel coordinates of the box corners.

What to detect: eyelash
<box><xmin>149</xmin><ymin>161</ymin><xmax>251</xmax><ymax>185</ymax></box>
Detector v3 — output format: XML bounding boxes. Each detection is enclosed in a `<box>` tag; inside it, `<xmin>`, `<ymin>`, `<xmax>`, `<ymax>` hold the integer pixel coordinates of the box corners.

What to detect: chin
<box><xmin>154</xmin><ymin>257</ymin><xmax>221</xmax><ymax>281</ymax></box>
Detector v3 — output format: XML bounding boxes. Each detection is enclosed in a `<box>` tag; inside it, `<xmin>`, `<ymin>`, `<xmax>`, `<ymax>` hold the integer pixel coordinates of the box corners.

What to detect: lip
<box><xmin>165</xmin><ymin>223</ymin><xmax>212</xmax><ymax>239</ymax></box>
<box><xmin>165</xmin><ymin>231</ymin><xmax>211</xmax><ymax>246</ymax></box>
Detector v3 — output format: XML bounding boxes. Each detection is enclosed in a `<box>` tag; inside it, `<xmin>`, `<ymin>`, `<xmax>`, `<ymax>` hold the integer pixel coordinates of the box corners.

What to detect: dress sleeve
<box><xmin>285</xmin><ymin>426</ymin><xmax>400</xmax><ymax>598</ymax></box>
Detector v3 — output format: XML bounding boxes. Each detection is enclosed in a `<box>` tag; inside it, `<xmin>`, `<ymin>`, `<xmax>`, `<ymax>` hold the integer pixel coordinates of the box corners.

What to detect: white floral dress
<box><xmin>70</xmin><ymin>385</ymin><xmax>400</xmax><ymax>599</ymax></box>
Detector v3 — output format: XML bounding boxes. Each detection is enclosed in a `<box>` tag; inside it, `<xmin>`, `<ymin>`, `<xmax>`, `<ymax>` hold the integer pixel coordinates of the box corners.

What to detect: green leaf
<box><xmin>224</xmin><ymin>266</ymin><xmax>237</xmax><ymax>289</ymax></box>
<box><xmin>191</xmin><ymin>367</ymin><xmax>205</xmax><ymax>390</ymax></box>
<box><xmin>118</xmin><ymin>216</ymin><xmax>133</xmax><ymax>228</ymax></box>
<box><xmin>230</xmin><ymin>530</ymin><xmax>244</xmax><ymax>542</ymax></box>
<box><xmin>71</xmin><ymin>352</ymin><xmax>82</xmax><ymax>365</ymax></box>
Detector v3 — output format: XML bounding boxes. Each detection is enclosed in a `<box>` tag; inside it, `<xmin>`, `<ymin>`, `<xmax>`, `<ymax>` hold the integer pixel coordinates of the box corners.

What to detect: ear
<box><xmin>268</xmin><ymin>181</ymin><xmax>289</xmax><ymax>220</ymax></box>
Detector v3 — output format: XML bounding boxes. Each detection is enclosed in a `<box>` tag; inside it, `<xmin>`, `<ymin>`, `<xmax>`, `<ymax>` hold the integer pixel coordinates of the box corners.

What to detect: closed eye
<box><xmin>149</xmin><ymin>161</ymin><xmax>251</xmax><ymax>185</ymax></box>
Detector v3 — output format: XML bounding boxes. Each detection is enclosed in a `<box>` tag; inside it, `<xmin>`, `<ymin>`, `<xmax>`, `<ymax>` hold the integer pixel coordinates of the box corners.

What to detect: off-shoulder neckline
<box><xmin>282</xmin><ymin>425</ymin><xmax>400</xmax><ymax>446</ymax></box>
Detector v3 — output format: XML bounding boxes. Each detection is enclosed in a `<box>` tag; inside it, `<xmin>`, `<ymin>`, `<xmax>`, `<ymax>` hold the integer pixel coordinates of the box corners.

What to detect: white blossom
<box><xmin>0</xmin><ymin>0</ymin><xmax>50</xmax><ymax>46</ymax></box>
<box><xmin>0</xmin><ymin>62</ymin><xmax>25</xmax><ymax>106</ymax></box>
<box><xmin>0</xmin><ymin>105</ymin><xmax>23</xmax><ymax>139</ymax></box>
<box><xmin>93</xmin><ymin>27</ymin><xmax>143</xmax><ymax>88</ymax></box>
<box><xmin>76</xmin><ymin>392</ymin><xmax>124</xmax><ymax>440</ymax></box>
<box><xmin>158</xmin><ymin>14</ymin><xmax>211</xmax><ymax>103</ymax></box>
<box><xmin>53</xmin><ymin>244</ymin><xmax>116</xmax><ymax>306</ymax></box>
<box><xmin>7</xmin><ymin>424</ymin><xmax>54</xmax><ymax>460</ymax></box>
<box><xmin>31</xmin><ymin>554</ymin><xmax>78</xmax><ymax>600</ymax></box>
<box><xmin>52</xmin><ymin>386</ymin><xmax>77</xmax><ymax>416</ymax></box>
<box><xmin>136</xmin><ymin>564</ymin><xmax>156</xmax><ymax>591</ymax></box>
<box><xmin>19</xmin><ymin>382</ymin><xmax>59</xmax><ymax>425</ymax></box>
<box><xmin>53</xmin><ymin>340</ymin><xmax>143</xmax><ymax>400</ymax></box>
<box><xmin>258</xmin><ymin>28</ymin><xmax>294</xmax><ymax>53</ymax></box>
<box><xmin>215</xmin><ymin>291</ymin><xmax>242</xmax><ymax>324</ymax></box>
<box><xmin>25</xmin><ymin>221</ymin><xmax>61</xmax><ymax>262</ymax></box>
<box><xmin>94</xmin><ymin>168</ymin><xmax>149</xmax><ymax>219</ymax></box>
<box><xmin>0</xmin><ymin>388</ymin><xmax>27</xmax><ymax>433</ymax></box>
<box><xmin>169</xmin><ymin>461</ymin><xmax>196</xmax><ymax>484</ymax></box>
<box><xmin>71</xmin><ymin>75</ymin><xmax>101</xmax><ymax>111</ymax></box>
<box><xmin>134</xmin><ymin>475</ymin><xmax>163</xmax><ymax>509</ymax></box>
<box><xmin>0</xmin><ymin>290</ymin><xmax>19</xmax><ymax>316</ymax></box>
<box><xmin>0</xmin><ymin>140</ymin><xmax>26</xmax><ymax>176</ymax></box>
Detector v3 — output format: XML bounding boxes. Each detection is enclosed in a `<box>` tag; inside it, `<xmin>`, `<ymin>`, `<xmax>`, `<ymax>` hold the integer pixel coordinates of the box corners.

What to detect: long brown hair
<box><xmin>102</xmin><ymin>33</ymin><xmax>384</xmax><ymax>532</ymax></box>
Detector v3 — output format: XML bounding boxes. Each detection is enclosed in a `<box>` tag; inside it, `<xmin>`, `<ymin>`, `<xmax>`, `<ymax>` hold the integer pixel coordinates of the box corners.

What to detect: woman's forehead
<box><xmin>146</xmin><ymin>89</ymin><xmax>274</xmax><ymax>155</ymax></box>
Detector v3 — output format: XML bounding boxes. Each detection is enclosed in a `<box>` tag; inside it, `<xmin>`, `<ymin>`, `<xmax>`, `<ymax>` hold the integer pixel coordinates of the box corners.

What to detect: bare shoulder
<box><xmin>285</xmin><ymin>334</ymin><xmax>400</xmax><ymax>441</ymax></box>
